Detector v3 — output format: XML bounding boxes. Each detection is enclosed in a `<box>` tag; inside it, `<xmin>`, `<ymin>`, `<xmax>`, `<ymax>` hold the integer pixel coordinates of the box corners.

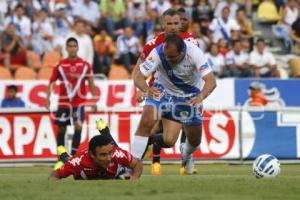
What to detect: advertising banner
<box><xmin>0</xmin><ymin>79</ymin><xmax>235</xmax><ymax>109</ymax></box>
<box><xmin>1</xmin><ymin>109</ymin><xmax>299</xmax><ymax>163</ymax></box>
<box><xmin>235</xmin><ymin>79</ymin><xmax>300</xmax><ymax>107</ymax></box>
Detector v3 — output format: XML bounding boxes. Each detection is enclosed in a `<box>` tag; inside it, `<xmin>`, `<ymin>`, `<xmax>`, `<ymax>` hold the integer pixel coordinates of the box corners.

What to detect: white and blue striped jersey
<box><xmin>140</xmin><ymin>41</ymin><xmax>212</xmax><ymax>97</ymax></box>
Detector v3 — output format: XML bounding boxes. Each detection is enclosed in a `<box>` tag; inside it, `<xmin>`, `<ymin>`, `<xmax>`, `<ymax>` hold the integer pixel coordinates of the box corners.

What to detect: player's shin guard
<box><xmin>131</xmin><ymin>136</ymin><xmax>149</xmax><ymax>159</ymax></box>
<box><xmin>181</xmin><ymin>140</ymin><xmax>198</xmax><ymax>165</ymax></box>
<box><xmin>71</xmin><ymin>129</ymin><xmax>81</xmax><ymax>155</ymax></box>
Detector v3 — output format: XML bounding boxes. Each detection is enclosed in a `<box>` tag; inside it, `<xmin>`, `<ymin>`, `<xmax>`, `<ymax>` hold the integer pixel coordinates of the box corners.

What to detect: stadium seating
<box><xmin>38</xmin><ymin>67</ymin><xmax>53</xmax><ymax>80</ymax></box>
<box><xmin>257</xmin><ymin>0</ymin><xmax>280</xmax><ymax>22</ymax></box>
<box><xmin>288</xmin><ymin>58</ymin><xmax>300</xmax><ymax>77</ymax></box>
<box><xmin>108</xmin><ymin>64</ymin><xmax>130</xmax><ymax>80</ymax></box>
<box><xmin>0</xmin><ymin>67</ymin><xmax>13</xmax><ymax>80</ymax></box>
<box><xmin>42</xmin><ymin>51</ymin><xmax>61</xmax><ymax>68</ymax></box>
<box><xmin>14</xmin><ymin>66</ymin><xmax>36</xmax><ymax>80</ymax></box>
<box><xmin>27</xmin><ymin>50</ymin><xmax>42</xmax><ymax>71</ymax></box>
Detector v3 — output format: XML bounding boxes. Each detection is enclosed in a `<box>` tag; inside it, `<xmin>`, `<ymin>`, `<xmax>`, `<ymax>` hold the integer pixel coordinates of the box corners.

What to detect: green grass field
<box><xmin>0</xmin><ymin>164</ymin><xmax>299</xmax><ymax>200</ymax></box>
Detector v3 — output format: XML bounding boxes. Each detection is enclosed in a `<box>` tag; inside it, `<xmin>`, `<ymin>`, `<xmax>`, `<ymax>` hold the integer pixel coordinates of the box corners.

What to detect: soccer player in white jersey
<box><xmin>132</xmin><ymin>34</ymin><xmax>216</xmax><ymax>174</ymax></box>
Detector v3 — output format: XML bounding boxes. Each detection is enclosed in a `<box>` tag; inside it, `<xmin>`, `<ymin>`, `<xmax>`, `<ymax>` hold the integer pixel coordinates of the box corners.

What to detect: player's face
<box><xmin>162</xmin><ymin>15</ymin><xmax>181</xmax><ymax>35</ymax></box>
<box><xmin>66</xmin><ymin>41</ymin><xmax>78</xmax><ymax>58</ymax></box>
<box><xmin>91</xmin><ymin>144</ymin><xmax>113</xmax><ymax>168</ymax></box>
<box><xmin>179</xmin><ymin>12</ymin><xmax>189</xmax><ymax>32</ymax></box>
<box><xmin>164</xmin><ymin>44</ymin><xmax>184</xmax><ymax>65</ymax></box>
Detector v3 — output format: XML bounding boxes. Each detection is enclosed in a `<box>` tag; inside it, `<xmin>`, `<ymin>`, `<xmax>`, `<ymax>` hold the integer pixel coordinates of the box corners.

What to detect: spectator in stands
<box><xmin>22</xmin><ymin>0</ymin><xmax>42</xmax><ymax>19</ymax></box>
<box><xmin>1</xmin><ymin>23</ymin><xmax>28</xmax><ymax>69</ymax></box>
<box><xmin>100</xmin><ymin>0</ymin><xmax>130</xmax><ymax>38</ymax></box>
<box><xmin>1</xmin><ymin>85</ymin><xmax>25</xmax><ymax>108</ymax></box>
<box><xmin>225</xmin><ymin>40</ymin><xmax>252</xmax><ymax>77</ymax></box>
<box><xmin>205</xmin><ymin>43</ymin><xmax>225</xmax><ymax>78</ymax></box>
<box><xmin>273</xmin><ymin>0</ymin><xmax>298</xmax><ymax>53</ymax></box>
<box><xmin>115</xmin><ymin>27</ymin><xmax>141</xmax><ymax>73</ymax></box>
<box><xmin>150</xmin><ymin>0</ymin><xmax>171</xmax><ymax>16</ymax></box>
<box><xmin>32</xmin><ymin>9</ymin><xmax>54</xmax><ymax>55</ymax></box>
<box><xmin>4</xmin><ymin>4</ymin><xmax>32</xmax><ymax>47</ymax></box>
<box><xmin>241</xmin><ymin>38</ymin><xmax>251</xmax><ymax>52</ymax></box>
<box><xmin>72</xmin><ymin>0</ymin><xmax>100</xmax><ymax>28</ymax></box>
<box><xmin>93</xmin><ymin>29</ymin><xmax>115</xmax><ymax>76</ymax></box>
<box><xmin>209</xmin><ymin>6</ymin><xmax>240</xmax><ymax>43</ymax></box>
<box><xmin>191</xmin><ymin>22</ymin><xmax>210</xmax><ymax>52</ymax></box>
<box><xmin>127</xmin><ymin>0</ymin><xmax>146</xmax><ymax>38</ymax></box>
<box><xmin>290</xmin><ymin>12</ymin><xmax>300</xmax><ymax>54</ymax></box>
<box><xmin>0</xmin><ymin>0</ymin><xmax>8</xmax><ymax>31</ymax></box>
<box><xmin>64</xmin><ymin>20</ymin><xmax>94</xmax><ymax>65</ymax></box>
<box><xmin>192</xmin><ymin>0</ymin><xmax>213</xmax><ymax>24</ymax></box>
<box><xmin>52</xmin><ymin>3</ymin><xmax>73</xmax><ymax>53</ymax></box>
<box><xmin>249</xmin><ymin>38</ymin><xmax>280</xmax><ymax>78</ymax></box>
<box><xmin>144</xmin><ymin>8</ymin><xmax>160</xmax><ymax>41</ymax></box>
<box><xmin>236</xmin><ymin>8</ymin><xmax>254</xmax><ymax>47</ymax></box>
<box><xmin>218</xmin><ymin>38</ymin><xmax>230</xmax><ymax>57</ymax></box>
<box><xmin>214</xmin><ymin>0</ymin><xmax>239</xmax><ymax>19</ymax></box>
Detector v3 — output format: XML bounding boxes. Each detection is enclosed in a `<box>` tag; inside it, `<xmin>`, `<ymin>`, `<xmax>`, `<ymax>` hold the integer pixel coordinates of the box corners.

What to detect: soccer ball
<box><xmin>252</xmin><ymin>154</ymin><xmax>280</xmax><ymax>179</ymax></box>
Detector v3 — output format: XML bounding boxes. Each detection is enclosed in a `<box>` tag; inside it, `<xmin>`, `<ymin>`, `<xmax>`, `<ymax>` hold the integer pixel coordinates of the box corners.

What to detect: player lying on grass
<box><xmin>48</xmin><ymin>120</ymin><xmax>142</xmax><ymax>180</ymax></box>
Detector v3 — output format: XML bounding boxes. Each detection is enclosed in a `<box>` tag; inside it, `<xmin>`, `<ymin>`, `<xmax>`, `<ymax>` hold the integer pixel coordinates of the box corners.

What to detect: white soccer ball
<box><xmin>253</xmin><ymin>154</ymin><xmax>281</xmax><ymax>179</ymax></box>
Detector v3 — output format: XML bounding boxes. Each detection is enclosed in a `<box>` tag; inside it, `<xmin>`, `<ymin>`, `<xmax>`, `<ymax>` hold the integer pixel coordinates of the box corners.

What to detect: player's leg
<box><xmin>53</xmin><ymin>107</ymin><xmax>70</xmax><ymax>169</ymax></box>
<box><xmin>180</xmin><ymin>124</ymin><xmax>202</xmax><ymax>175</ymax></box>
<box><xmin>96</xmin><ymin>118</ymin><xmax>118</xmax><ymax>146</ymax></box>
<box><xmin>71</xmin><ymin>106</ymin><xmax>85</xmax><ymax>155</ymax></box>
<box><xmin>131</xmin><ymin>105</ymin><xmax>159</xmax><ymax>159</ymax></box>
<box><xmin>151</xmin><ymin>121</ymin><xmax>163</xmax><ymax>175</ymax></box>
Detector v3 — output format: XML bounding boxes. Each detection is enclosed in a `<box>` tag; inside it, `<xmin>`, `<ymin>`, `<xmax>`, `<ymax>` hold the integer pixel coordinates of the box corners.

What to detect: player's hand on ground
<box><xmin>148</xmin><ymin>87</ymin><xmax>161</xmax><ymax>99</ymax></box>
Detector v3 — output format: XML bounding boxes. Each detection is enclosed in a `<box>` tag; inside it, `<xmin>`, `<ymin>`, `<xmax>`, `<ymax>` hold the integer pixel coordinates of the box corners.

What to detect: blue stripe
<box><xmin>155</xmin><ymin>44</ymin><xmax>200</xmax><ymax>95</ymax></box>
<box><xmin>259</xmin><ymin>155</ymin><xmax>275</xmax><ymax>171</ymax></box>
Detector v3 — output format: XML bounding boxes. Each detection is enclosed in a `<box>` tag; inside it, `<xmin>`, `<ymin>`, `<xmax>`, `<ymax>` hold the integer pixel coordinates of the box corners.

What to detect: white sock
<box><xmin>131</xmin><ymin>136</ymin><xmax>149</xmax><ymax>159</ymax></box>
<box><xmin>182</xmin><ymin>140</ymin><xmax>198</xmax><ymax>162</ymax></box>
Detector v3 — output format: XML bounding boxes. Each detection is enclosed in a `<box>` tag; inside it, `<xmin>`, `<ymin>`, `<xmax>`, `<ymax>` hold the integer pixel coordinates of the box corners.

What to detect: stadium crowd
<box><xmin>0</xmin><ymin>0</ymin><xmax>300</xmax><ymax>80</ymax></box>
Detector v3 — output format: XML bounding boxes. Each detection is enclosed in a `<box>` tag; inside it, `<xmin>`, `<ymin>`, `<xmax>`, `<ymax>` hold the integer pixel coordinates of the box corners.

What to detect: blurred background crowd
<box><xmin>0</xmin><ymin>0</ymin><xmax>300</xmax><ymax>81</ymax></box>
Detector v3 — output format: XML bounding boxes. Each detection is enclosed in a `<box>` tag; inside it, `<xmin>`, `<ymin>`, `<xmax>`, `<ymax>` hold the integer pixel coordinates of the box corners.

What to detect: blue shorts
<box><xmin>55</xmin><ymin>106</ymin><xmax>85</xmax><ymax>126</ymax></box>
<box><xmin>145</xmin><ymin>85</ymin><xmax>202</xmax><ymax>126</ymax></box>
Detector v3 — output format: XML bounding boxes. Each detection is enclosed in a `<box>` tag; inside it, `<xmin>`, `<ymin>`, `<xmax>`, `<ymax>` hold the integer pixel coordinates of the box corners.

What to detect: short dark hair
<box><xmin>15</xmin><ymin>4</ymin><xmax>24</xmax><ymax>10</ymax></box>
<box><xmin>7</xmin><ymin>85</ymin><xmax>18</xmax><ymax>92</ymax></box>
<box><xmin>177</xmin><ymin>7</ymin><xmax>186</xmax><ymax>14</ymax></box>
<box><xmin>88</xmin><ymin>135</ymin><xmax>112</xmax><ymax>155</ymax></box>
<box><xmin>256</xmin><ymin>38</ymin><xmax>265</xmax><ymax>44</ymax></box>
<box><xmin>165</xmin><ymin>34</ymin><xmax>185</xmax><ymax>53</ymax></box>
<box><xmin>162</xmin><ymin>8</ymin><xmax>179</xmax><ymax>18</ymax></box>
<box><xmin>66</xmin><ymin>37</ymin><xmax>78</xmax><ymax>46</ymax></box>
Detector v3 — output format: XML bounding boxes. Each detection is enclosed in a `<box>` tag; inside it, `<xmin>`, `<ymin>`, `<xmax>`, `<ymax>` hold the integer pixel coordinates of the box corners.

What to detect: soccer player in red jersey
<box><xmin>48</xmin><ymin>134</ymin><xmax>142</xmax><ymax>180</ymax></box>
<box><xmin>46</xmin><ymin>37</ymin><xmax>97</xmax><ymax>164</ymax></box>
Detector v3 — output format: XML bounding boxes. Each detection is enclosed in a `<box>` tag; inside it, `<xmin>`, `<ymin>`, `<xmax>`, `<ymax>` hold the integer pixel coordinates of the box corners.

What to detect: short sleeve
<box><xmin>139</xmin><ymin>49</ymin><xmax>159</xmax><ymax>77</ymax></box>
<box><xmin>113</xmin><ymin>147</ymin><xmax>133</xmax><ymax>167</ymax></box>
<box><xmin>49</xmin><ymin>65</ymin><xmax>60</xmax><ymax>83</ymax></box>
<box><xmin>268</xmin><ymin>53</ymin><xmax>276</xmax><ymax>65</ymax></box>
<box><xmin>193</xmin><ymin>45</ymin><xmax>212</xmax><ymax>77</ymax></box>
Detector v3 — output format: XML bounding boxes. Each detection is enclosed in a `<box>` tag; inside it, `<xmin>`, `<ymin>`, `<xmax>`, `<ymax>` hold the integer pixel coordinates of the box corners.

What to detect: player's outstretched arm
<box><xmin>48</xmin><ymin>170</ymin><xmax>62</xmax><ymax>181</ymax></box>
<box><xmin>45</xmin><ymin>82</ymin><xmax>55</xmax><ymax>110</ymax></box>
<box><xmin>128</xmin><ymin>157</ymin><xmax>143</xmax><ymax>180</ymax></box>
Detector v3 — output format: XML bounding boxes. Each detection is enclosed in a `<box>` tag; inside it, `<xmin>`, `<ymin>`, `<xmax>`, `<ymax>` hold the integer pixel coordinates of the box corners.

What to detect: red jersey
<box><xmin>49</xmin><ymin>57</ymin><xmax>92</xmax><ymax>108</ymax></box>
<box><xmin>141</xmin><ymin>32</ymin><xmax>198</xmax><ymax>86</ymax></box>
<box><xmin>56</xmin><ymin>146</ymin><xmax>133</xmax><ymax>180</ymax></box>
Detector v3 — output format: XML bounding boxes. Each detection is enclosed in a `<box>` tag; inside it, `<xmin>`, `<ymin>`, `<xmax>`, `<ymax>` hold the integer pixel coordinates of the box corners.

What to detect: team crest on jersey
<box><xmin>70</xmin><ymin>66</ymin><xmax>77</xmax><ymax>73</ymax></box>
<box><xmin>112</xmin><ymin>150</ymin><xmax>126</xmax><ymax>159</ymax></box>
<box><xmin>70</xmin><ymin>155</ymin><xmax>83</xmax><ymax>166</ymax></box>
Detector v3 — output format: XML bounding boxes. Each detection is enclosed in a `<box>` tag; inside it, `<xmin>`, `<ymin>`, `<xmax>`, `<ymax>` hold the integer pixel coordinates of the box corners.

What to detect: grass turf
<box><xmin>0</xmin><ymin>164</ymin><xmax>299</xmax><ymax>200</ymax></box>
